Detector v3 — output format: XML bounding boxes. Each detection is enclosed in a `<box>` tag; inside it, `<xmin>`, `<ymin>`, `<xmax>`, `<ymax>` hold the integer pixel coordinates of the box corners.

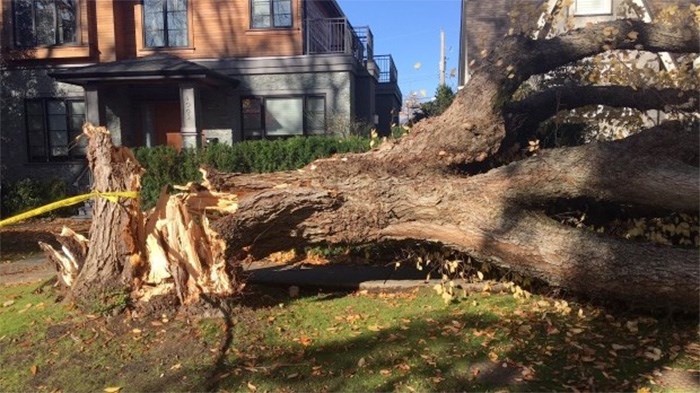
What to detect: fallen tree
<box><xmin>44</xmin><ymin>19</ymin><xmax>699</xmax><ymax>312</ymax></box>
<box><xmin>208</xmin><ymin>19</ymin><xmax>699</xmax><ymax>311</ymax></box>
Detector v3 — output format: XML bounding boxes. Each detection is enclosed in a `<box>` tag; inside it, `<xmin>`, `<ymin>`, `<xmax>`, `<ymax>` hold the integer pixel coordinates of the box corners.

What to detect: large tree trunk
<box><xmin>208</xmin><ymin>123</ymin><xmax>698</xmax><ymax>310</ymax></box>
<box><xmin>44</xmin><ymin>20</ymin><xmax>699</xmax><ymax>312</ymax></box>
<box><xmin>207</xmin><ymin>20</ymin><xmax>699</xmax><ymax>311</ymax></box>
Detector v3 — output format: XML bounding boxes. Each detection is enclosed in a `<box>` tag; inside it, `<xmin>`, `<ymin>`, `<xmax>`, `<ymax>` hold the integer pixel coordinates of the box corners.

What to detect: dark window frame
<box><xmin>12</xmin><ymin>0</ymin><xmax>80</xmax><ymax>48</ymax></box>
<box><xmin>241</xmin><ymin>95</ymin><xmax>326</xmax><ymax>140</ymax></box>
<box><xmin>249</xmin><ymin>0</ymin><xmax>293</xmax><ymax>29</ymax></box>
<box><xmin>24</xmin><ymin>98</ymin><xmax>86</xmax><ymax>163</ymax></box>
<box><xmin>142</xmin><ymin>0</ymin><xmax>189</xmax><ymax>48</ymax></box>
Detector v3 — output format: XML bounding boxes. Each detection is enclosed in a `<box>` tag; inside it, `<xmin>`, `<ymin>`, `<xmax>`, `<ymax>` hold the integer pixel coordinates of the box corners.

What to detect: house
<box><xmin>0</xmin><ymin>0</ymin><xmax>402</xmax><ymax>186</ymax></box>
<box><xmin>457</xmin><ymin>0</ymin><xmax>695</xmax><ymax>88</ymax></box>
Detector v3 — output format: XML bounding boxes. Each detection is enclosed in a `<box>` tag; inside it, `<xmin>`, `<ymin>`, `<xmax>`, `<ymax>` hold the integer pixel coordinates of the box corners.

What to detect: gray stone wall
<box><xmin>0</xmin><ymin>67</ymin><xmax>86</xmax><ymax>185</ymax></box>
<box><xmin>200</xmin><ymin>87</ymin><xmax>236</xmax><ymax>144</ymax></box>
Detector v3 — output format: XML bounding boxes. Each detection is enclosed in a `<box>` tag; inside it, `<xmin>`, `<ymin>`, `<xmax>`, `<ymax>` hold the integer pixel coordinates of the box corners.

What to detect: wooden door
<box><xmin>151</xmin><ymin>102</ymin><xmax>182</xmax><ymax>149</ymax></box>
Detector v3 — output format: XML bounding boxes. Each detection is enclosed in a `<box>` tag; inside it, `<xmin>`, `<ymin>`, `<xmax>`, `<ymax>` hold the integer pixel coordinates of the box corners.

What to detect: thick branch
<box><xmin>372</xmin><ymin>21</ymin><xmax>699</xmax><ymax>172</ymax></box>
<box><xmin>505</xmin><ymin>86</ymin><xmax>698</xmax><ymax>130</ymax></box>
<box><xmin>514</xmin><ymin>20</ymin><xmax>699</xmax><ymax>80</ymax></box>
<box><xmin>476</xmin><ymin>122</ymin><xmax>699</xmax><ymax>212</ymax></box>
<box><xmin>380</xmin><ymin>213</ymin><xmax>698</xmax><ymax>310</ymax></box>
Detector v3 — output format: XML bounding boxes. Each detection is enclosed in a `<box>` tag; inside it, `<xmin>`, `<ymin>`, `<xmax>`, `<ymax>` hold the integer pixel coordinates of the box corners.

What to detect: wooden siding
<box><xmin>132</xmin><ymin>0</ymin><xmax>304</xmax><ymax>59</ymax></box>
<box><xmin>1</xmin><ymin>0</ymin><xmax>304</xmax><ymax>64</ymax></box>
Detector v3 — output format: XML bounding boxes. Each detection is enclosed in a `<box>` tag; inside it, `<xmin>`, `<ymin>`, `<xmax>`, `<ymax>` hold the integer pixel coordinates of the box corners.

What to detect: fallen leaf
<box><xmin>367</xmin><ymin>325</ymin><xmax>381</xmax><ymax>332</ymax></box>
<box><xmin>30</xmin><ymin>365</ymin><xmax>38</xmax><ymax>375</ymax></box>
<box><xmin>357</xmin><ymin>357</ymin><xmax>366</xmax><ymax>367</ymax></box>
<box><xmin>286</xmin><ymin>373</ymin><xmax>299</xmax><ymax>379</ymax></box>
<box><xmin>2</xmin><ymin>300</ymin><xmax>15</xmax><ymax>307</ymax></box>
<box><xmin>247</xmin><ymin>382</ymin><xmax>257</xmax><ymax>392</ymax></box>
<box><xmin>488</xmin><ymin>351</ymin><xmax>499</xmax><ymax>363</ymax></box>
<box><xmin>380</xmin><ymin>369</ymin><xmax>392</xmax><ymax>376</ymax></box>
<box><xmin>132</xmin><ymin>328</ymin><xmax>142</xmax><ymax>334</ymax></box>
<box><xmin>103</xmin><ymin>387</ymin><xmax>122</xmax><ymax>393</ymax></box>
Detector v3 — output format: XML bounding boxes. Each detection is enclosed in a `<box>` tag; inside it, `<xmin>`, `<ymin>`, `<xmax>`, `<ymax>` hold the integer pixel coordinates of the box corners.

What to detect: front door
<box><xmin>152</xmin><ymin>101</ymin><xmax>182</xmax><ymax>149</ymax></box>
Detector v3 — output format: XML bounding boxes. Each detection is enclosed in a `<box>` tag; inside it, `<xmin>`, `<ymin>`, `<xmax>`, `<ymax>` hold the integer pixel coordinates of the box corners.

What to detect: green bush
<box><xmin>1</xmin><ymin>178</ymin><xmax>71</xmax><ymax>218</ymax></box>
<box><xmin>134</xmin><ymin>136</ymin><xmax>370</xmax><ymax>208</ymax></box>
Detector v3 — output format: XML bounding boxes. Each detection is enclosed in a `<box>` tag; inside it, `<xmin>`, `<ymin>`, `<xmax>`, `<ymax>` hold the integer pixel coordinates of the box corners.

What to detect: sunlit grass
<box><xmin>0</xmin><ymin>283</ymin><xmax>697</xmax><ymax>392</ymax></box>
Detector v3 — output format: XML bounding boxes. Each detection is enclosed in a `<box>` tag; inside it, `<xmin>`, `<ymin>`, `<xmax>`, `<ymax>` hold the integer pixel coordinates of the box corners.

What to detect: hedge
<box><xmin>133</xmin><ymin>136</ymin><xmax>371</xmax><ymax>208</ymax></box>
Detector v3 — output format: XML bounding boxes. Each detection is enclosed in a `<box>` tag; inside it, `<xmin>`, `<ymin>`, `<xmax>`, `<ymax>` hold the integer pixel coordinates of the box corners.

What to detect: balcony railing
<box><xmin>353</xmin><ymin>26</ymin><xmax>373</xmax><ymax>61</ymax></box>
<box><xmin>374</xmin><ymin>54</ymin><xmax>397</xmax><ymax>84</ymax></box>
<box><xmin>305</xmin><ymin>17</ymin><xmax>365</xmax><ymax>64</ymax></box>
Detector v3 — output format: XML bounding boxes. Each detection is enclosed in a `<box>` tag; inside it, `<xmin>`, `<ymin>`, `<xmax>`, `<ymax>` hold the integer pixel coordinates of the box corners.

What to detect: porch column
<box><xmin>143</xmin><ymin>105</ymin><xmax>154</xmax><ymax>148</ymax></box>
<box><xmin>179</xmin><ymin>83</ymin><xmax>201</xmax><ymax>148</ymax></box>
<box><xmin>85</xmin><ymin>85</ymin><xmax>101</xmax><ymax>125</ymax></box>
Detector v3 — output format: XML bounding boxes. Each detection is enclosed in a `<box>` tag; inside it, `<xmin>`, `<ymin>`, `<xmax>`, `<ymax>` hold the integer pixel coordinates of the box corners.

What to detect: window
<box><xmin>25</xmin><ymin>99</ymin><xmax>85</xmax><ymax>161</ymax></box>
<box><xmin>251</xmin><ymin>0</ymin><xmax>292</xmax><ymax>29</ymax></box>
<box><xmin>13</xmin><ymin>0</ymin><xmax>78</xmax><ymax>47</ymax></box>
<box><xmin>573</xmin><ymin>0</ymin><xmax>612</xmax><ymax>16</ymax></box>
<box><xmin>242</xmin><ymin>96</ymin><xmax>326</xmax><ymax>139</ymax></box>
<box><xmin>305</xmin><ymin>97</ymin><xmax>326</xmax><ymax>135</ymax></box>
<box><xmin>143</xmin><ymin>0</ymin><xmax>188</xmax><ymax>48</ymax></box>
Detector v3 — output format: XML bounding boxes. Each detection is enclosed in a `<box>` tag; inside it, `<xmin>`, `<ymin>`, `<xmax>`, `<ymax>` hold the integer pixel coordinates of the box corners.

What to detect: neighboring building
<box><xmin>457</xmin><ymin>0</ymin><xmax>694</xmax><ymax>88</ymax></box>
<box><xmin>0</xmin><ymin>0</ymin><xmax>402</xmax><ymax>186</ymax></box>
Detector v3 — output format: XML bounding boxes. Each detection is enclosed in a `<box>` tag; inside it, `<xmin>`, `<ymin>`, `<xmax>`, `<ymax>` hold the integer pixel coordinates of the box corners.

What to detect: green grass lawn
<box><xmin>0</xmin><ymin>283</ymin><xmax>697</xmax><ymax>392</ymax></box>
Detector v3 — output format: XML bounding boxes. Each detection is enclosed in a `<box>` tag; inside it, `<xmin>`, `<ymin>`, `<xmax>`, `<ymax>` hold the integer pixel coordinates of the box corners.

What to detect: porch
<box><xmin>49</xmin><ymin>55</ymin><xmax>239</xmax><ymax>150</ymax></box>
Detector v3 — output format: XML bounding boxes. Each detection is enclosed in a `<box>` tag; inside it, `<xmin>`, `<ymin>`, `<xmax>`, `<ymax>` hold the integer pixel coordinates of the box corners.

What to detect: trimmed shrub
<box><xmin>1</xmin><ymin>178</ymin><xmax>72</xmax><ymax>218</ymax></box>
<box><xmin>134</xmin><ymin>136</ymin><xmax>370</xmax><ymax>208</ymax></box>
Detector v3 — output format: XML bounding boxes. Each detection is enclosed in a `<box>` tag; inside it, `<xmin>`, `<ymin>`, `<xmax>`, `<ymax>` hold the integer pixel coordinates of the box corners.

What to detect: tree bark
<box><xmin>208</xmin><ymin>122</ymin><xmax>699</xmax><ymax>310</ymax></box>
<box><xmin>207</xmin><ymin>20</ymin><xmax>699</xmax><ymax>311</ymax></box>
<box><xmin>69</xmin><ymin>125</ymin><xmax>146</xmax><ymax>307</ymax></box>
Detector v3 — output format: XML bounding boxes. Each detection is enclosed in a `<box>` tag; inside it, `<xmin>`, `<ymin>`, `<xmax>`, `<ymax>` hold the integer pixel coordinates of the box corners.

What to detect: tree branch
<box><xmin>475</xmin><ymin>122</ymin><xmax>699</xmax><ymax>212</ymax></box>
<box><xmin>506</xmin><ymin>86</ymin><xmax>698</xmax><ymax>126</ymax></box>
<box><xmin>513</xmin><ymin>19</ymin><xmax>699</xmax><ymax>81</ymax></box>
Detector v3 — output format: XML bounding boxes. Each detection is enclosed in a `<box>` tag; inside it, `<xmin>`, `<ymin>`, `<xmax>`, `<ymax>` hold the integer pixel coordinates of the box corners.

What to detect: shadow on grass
<box><xmin>140</xmin><ymin>287</ymin><xmax>699</xmax><ymax>392</ymax></box>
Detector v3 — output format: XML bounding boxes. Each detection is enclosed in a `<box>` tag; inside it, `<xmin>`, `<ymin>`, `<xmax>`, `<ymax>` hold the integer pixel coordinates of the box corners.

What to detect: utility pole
<box><xmin>439</xmin><ymin>29</ymin><xmax>446</xmax><ymax>86</ymax></box>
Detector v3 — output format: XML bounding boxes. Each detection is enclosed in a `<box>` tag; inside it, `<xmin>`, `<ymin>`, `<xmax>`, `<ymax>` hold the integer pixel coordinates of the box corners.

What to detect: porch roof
<box><xmin>49</xmin><ymin>54</ymin><xmax>239</xmax><ymax>87</ymax></box>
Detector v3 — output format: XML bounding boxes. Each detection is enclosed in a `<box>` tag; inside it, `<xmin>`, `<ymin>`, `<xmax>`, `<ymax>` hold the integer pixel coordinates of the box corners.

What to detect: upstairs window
<box><xmin>573</xmin><ymin>0</ymin><xmax>612</xmax><ymax>16</ymax></box>
<box><xmin>143</xmin><ymin>0</ymin><xmax>188</xmax><ymax>47</ymax></box>
<box><xmin>25</xmin><ymin>98</ymin><xmax>86</xmax><ymax>162</ymax></box>
<box><xmin>251</xmin><ymin>0</ymin><xmax>292</xmax><ymax>29</ymax></box>
<box><xmin>13</xmin><ymin>0</ymin><xmax>78</xmax><ymax>47</ymax></box>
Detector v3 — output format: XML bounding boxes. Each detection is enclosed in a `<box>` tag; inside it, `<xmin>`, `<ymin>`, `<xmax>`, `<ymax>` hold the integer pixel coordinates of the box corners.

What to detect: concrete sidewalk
<box><xmin>0</xmin><ymin>256</ymin><xmax>435</xmax><ymax>289</ymax></box>
<box><xmin>245</xmin><ymin>261</ymin><xmax>435</xmax><ymax>290</ymax></box>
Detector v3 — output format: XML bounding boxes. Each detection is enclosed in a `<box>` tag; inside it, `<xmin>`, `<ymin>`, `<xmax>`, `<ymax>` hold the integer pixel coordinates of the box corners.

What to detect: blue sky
<box><xmin>337</xmin><ymin>0</ymin><xmax>462</xmax><ymax>102</ymax></box>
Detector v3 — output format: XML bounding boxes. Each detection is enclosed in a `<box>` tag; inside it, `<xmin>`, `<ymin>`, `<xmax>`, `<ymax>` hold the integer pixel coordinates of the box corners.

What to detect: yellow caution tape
<box><xmin>0</xmin><ymin>191</ymin><xmax>138</xmax><ymax>228</ymax></box>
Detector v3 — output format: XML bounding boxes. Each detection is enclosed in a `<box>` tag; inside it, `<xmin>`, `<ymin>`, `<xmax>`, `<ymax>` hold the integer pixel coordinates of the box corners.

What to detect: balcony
<box><xmin>305</xmin><ymin>17</ymin><xmax>367</xmax><ymax>64</ymax></box>
<box><xmin>374</xmin><ymin>54</ymin><xmax>397</xmax><ymax>84</ymax></box>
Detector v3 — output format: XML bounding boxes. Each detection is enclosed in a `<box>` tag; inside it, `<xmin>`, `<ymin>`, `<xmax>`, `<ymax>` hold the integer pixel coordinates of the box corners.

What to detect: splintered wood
<box><xmin>40</xmin><ymin>123</ymin><xmax>243</xmax><ymax>307</ymax></box>
<box><xmin>138</xmin><ymin>186</ymin><xmax>241</xmax><ymax>304</ymax></box>
<box><xmin>39</xmin><ymin>227</ymin><xmax>88</xmax><ymax>287</ymax></box>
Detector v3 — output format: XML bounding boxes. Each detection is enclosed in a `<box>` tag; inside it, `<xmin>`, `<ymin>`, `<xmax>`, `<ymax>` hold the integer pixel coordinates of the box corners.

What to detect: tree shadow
<box><xmin>137</xmin><ymin>286</ymin><xmax>699</xmax><ymax>392</ymax></box>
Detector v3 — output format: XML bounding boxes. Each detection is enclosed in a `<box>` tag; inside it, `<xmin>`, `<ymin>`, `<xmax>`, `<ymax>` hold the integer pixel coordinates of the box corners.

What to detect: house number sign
<box><xmin>183</xmin><ymin>92</ymin><xmax>194</xmax><ymax>123</ymax></box>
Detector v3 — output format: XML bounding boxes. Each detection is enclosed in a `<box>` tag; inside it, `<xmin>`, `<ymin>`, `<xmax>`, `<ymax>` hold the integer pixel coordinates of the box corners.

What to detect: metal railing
<box><xmin>374</xmin><ymin>54</ymin><xmax>397</xmax><ymax>84</ymax></box>
<box><xmin>353</xmin><ymin>26</ymin><xmax>373</xmax><ymax>61</ymax></box>
<box><xmin>305</xmin><ymin>17</ymin><xmax>365</xmax><ymax>64</ymax></box>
